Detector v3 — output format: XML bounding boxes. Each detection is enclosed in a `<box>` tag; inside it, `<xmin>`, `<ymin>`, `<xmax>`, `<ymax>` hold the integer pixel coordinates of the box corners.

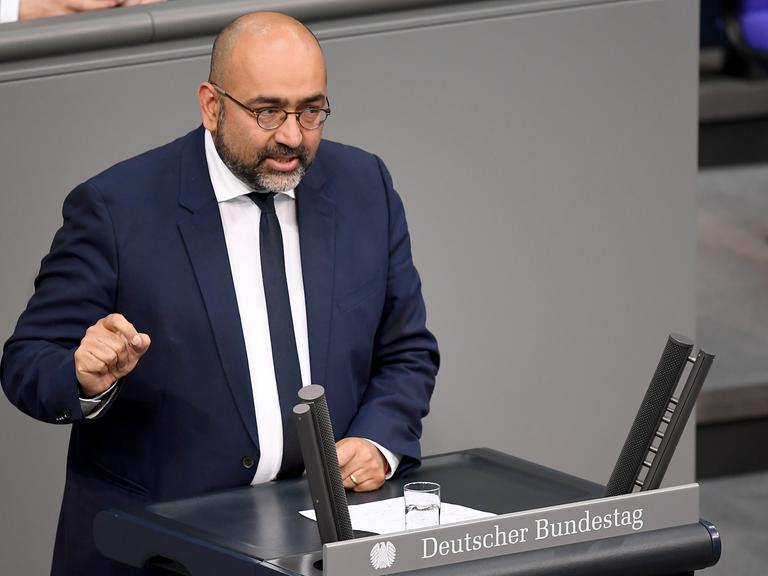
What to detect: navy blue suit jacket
<box><xmin>1</xmin><ymin>127</ymin><xmax>439</xmax><ymax>575</ymax></box>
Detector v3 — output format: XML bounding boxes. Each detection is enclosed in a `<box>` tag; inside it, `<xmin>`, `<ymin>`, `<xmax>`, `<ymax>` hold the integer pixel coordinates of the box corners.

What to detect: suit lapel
<box><xmin>176</xmin><ymin>128</ymin><xmax>260</xmax><ymax>451</ymax></box>
<box><xmin>296</xmin><ymin>158</ymin><xmax>335</xmax><ymax>387</ymax></box>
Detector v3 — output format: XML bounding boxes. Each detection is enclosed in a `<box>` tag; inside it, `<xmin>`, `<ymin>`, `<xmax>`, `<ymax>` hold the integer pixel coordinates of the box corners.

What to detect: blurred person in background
<box><xmin>0</xmin><ymin>0</ymin><xmax>163</xmax><ymax>23</ymax></box>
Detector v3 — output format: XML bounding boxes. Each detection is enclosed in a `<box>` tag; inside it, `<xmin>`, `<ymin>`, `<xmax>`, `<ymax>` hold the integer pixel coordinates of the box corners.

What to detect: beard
<box><xmin>213</xmin><ymin>106</ymin><xmax>313</xmax><ymax>193</ymax></box>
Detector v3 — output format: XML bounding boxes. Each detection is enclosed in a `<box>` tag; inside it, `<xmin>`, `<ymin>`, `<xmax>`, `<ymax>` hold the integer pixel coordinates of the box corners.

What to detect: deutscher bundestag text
<box><xmin>422</xmin><ymin>508</ymin><xmax>644</xmax><ymax>559</ymax></box>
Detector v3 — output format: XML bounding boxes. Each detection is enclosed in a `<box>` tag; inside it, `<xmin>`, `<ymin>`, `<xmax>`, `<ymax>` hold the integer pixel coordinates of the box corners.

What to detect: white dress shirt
<box><xmin>203</xmin><ymin>130</ymin><xmax>399</xmax><ymax>483</ymax></box>
<box><xmin>0</xmin><ymin>0</ymin><xmax>19</xmax><ymax>23</ymax></box>
<box><xmin>205</xmin><ymin>130</ymin><xmax>311</xmax><ymax>483</ymax></box>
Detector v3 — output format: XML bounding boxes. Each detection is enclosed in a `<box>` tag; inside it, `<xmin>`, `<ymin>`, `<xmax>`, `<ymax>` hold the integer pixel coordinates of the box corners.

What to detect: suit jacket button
<box><xmin>56</xmin><ymin>408</ymin><xmax>71</xmax><ymax>423</ymax></box>
<box><xmin>242</xmin><ymin>456</ymin><xmax>255</xmax><ymax>469</ymax></box>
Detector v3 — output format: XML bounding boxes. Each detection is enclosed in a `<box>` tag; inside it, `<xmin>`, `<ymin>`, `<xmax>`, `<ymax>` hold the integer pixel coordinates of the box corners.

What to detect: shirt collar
<box><xmin>203</xmin><ymin>129</ymin><xmax>295</xmax><ymax>203</ymax></box>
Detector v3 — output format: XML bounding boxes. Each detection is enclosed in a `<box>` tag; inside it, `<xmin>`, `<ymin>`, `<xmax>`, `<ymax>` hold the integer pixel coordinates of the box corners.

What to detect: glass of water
<box><xmin>404</xmin><ymin>481</ymin><xmax>441</xmax><ymax>530</ymax></box>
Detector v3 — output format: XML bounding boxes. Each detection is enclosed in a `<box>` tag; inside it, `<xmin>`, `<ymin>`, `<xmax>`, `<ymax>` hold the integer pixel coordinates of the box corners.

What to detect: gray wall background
<box><xmin>0</xmin><ymin>0</ymin><xmax>699</xmax><ymax>573</ymax></box>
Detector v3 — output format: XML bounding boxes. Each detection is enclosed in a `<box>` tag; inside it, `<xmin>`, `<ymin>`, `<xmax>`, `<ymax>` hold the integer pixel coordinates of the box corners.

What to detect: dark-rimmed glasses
<box><xmin>210</xmin><ymin>83</ymin><xmax>330</xmax><ymax>130</ymax></box>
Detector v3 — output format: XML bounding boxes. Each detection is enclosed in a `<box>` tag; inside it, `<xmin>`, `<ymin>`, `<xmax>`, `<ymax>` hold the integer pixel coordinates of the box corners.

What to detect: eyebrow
<box><xmin>244</xmin><ymin>93</ymin><xmax>327</xmax><ymax>107</ymax></box>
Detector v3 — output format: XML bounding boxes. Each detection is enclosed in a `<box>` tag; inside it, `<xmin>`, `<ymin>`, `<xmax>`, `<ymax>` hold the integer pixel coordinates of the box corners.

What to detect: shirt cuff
<box><xmin>79</xmin><ymin>380</ymin><xmax>120</xmax><ymax>419</ymax></box>
<box><xmin>367</xmin><ymin>440</ymin><xmax>401</xmax><ymax>480</ymax></box>
<box><xmin>0</xmin><ymin>0</ymin><xmax>20</xmax><ymax>23</ymax></box>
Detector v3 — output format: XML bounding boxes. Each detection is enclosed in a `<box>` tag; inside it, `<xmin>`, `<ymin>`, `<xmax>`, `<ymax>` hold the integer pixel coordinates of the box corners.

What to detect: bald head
<box><xmin>198</xmin><ymin>11</ymin><xmax>328</xmax><ymax>193</ymax></box>
<box><xmin>209</xmin><ymin>12</ymin><xmax>324</xmax><ymax>87</ymax></box>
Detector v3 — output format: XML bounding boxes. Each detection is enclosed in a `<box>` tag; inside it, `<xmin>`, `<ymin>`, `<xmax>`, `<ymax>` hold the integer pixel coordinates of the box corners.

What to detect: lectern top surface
<box><xmin>136</xmin><ymin>448</ymin><xmax>603</xmax><ymax>562</ymax></box>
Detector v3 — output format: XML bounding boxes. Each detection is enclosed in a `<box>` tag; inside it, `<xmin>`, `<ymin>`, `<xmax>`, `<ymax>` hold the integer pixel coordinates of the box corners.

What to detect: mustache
<box><xmin>257</xmin><ymin>144</ymin><xmax>310</xmax><ymax>166</ymax></box>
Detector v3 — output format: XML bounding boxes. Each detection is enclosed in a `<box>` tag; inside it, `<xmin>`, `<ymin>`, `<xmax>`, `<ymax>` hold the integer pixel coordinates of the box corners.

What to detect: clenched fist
<box><xmin>74</xmin><ymin>313</ymin><xmax>151</xmax><ymax>397</ymax></box>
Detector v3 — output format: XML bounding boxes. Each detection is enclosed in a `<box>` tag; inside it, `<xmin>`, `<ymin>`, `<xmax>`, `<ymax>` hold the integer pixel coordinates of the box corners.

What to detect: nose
<box><xmin>273</xmin><ymin>114</ymin><xmax>303</xmax><ymax>149</ymax></box>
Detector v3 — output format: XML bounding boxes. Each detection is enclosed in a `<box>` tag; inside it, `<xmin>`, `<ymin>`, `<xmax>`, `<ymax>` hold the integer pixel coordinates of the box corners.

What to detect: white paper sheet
<box><xmin>300</xmin><ymin>496</ymin><xmax>496</xmax><ymax>535</ymax></box>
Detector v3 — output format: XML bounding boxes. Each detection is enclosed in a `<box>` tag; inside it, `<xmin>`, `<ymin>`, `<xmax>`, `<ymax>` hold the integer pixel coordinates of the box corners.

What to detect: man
<box><xmin>1</xmin><ymin>12</ymin><xmax>439</xmax><ymax>575</ymax></box>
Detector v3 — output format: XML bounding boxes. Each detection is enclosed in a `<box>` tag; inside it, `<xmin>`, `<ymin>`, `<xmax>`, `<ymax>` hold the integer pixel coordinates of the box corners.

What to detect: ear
<box><xmin>197</xmin><ymin>82</ymin><xmax>220</xmax><ymax>132</ymax></box>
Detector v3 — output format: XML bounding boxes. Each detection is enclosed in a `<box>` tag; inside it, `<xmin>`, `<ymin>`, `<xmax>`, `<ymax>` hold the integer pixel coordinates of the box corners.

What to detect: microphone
<box><xmin>293</xmin><ymin>385</ymin><xmax>354</xmax><ymax>544</ymax></box>
<box><xmin>605</xmin><ymin>334</ymin><xmax>695</xmax><ymax>496</ymax></box>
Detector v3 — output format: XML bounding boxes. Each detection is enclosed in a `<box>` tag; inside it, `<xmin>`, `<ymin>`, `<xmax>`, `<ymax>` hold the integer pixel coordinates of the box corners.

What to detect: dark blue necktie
<box><xmin>248</xmin><ymin>192</ymin><xmax>304</xmax><ymax>478</ymax></box>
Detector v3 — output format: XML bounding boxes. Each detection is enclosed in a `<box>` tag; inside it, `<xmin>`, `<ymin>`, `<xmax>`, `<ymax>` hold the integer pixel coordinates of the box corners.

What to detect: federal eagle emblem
<box><xmin>370</xmin><ymin>541</ymin><xmax>397</xmax><ymax>570</ymax></box>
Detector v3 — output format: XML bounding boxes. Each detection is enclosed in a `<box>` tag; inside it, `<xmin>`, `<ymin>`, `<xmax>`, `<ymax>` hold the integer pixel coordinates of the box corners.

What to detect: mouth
<box><xmin>264</xmin><ymin>156</ymin><xmax>300</xmax><ymax>172</ymax></box>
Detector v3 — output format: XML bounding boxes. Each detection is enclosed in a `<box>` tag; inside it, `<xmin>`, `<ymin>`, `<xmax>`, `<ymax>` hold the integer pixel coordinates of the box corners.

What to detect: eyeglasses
<box><xmin>210</xmin><ymin>83</ymin><xmax>331</xmax><ymax>130</ymax></box>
